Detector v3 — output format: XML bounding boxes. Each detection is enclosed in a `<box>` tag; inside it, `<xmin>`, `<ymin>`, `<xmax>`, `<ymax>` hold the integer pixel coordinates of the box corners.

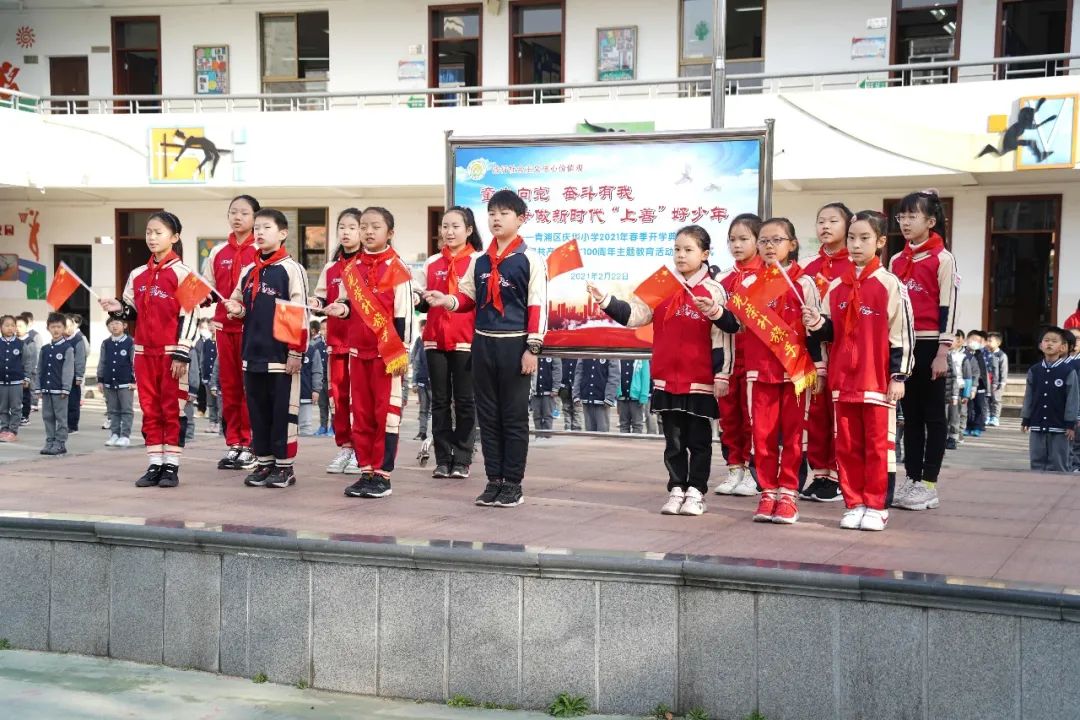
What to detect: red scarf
<box><xmin>440</xmin><ymin>244</ymin><xmax>473</xmax><ymax>296</ymax></box>
<box><xmin>244</xmin><ymin>246</ymin><xmax>289</xmax><ymax>298</ymax></box>
<box><xmin>484</xmin><ymin>236</ymin><xmax>523</xmax><ymax>315</ymax></box>
<box><xmin>140</xmin><ymin>250</ymin><xmax>179</xmax><ymax>314</ymax></box>
<box><xmin>227</xmin><ymin>232</ymin><xmax>255</xmax><ymax>286</ymax></box>
<box><xmin>358</xmin><ymin>246</ymin><xmax>399</xmax><ymax>289</ymax></box>
<box><xmin>841</xmin><ymin>256</ymin><xmax>881</xmax><ymax>340</ymax></box>
<box><xmin>897</xmin><ymin>232</ymin><xmax>944</xmax><ymax>281</ymax></box>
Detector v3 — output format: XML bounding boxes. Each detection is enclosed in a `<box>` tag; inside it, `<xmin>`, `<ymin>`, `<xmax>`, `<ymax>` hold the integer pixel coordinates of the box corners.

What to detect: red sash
<box><xmin>341</xmin><ymin>259</ymin><xmax>408</xmax><ymax>374</ymax></box>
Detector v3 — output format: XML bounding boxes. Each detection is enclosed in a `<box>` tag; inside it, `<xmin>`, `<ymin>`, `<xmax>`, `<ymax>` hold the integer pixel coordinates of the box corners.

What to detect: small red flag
<box><xmin>175</xmin><ymin>272</ymin><xmax>213</xmax><ymax>312</ymax></box>
<box><xmin>376</xmin><ymin>259</ymin><xmax>412</xmax><ymax>293</ymax></box>
<box><xmin>273</xmin><ymin>299</ymin><xmax>307</xmax><ymax>349</ymax></box>
<box><xmin>633</xmin><ymin>266</ymin><xmax>684</xmax><ymax>310</ymax></box>
<box><xmin>546</xmin><ymin>238</ymin><xmax>584</xmax><ymax>279</ymax></box>
<box><xmin>46</xmin><ymin>262</ymin><xmax>83</xmax><ymax>310</ymax></box>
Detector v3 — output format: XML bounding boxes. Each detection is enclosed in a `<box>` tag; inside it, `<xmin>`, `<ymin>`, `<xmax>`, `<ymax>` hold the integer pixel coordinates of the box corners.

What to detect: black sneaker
<box><xmin>345</xmin><ymin>473</ymin><xmax>375</xmax><ymax>497</ymax></box>
<box><xmin>799</xmin><ymin>477</ymin><xmax>825</xmax><ymax>501</ymax></box>
<box><xmin>217</xmin><ymin>446</ymin><xmax>241</xmax><ymax>470</ymax></box>
<box><xmin>40</xmin><ymin>443</ymin><xmax>54</xmax><ymax>455</ymax></box>
<box><xmin>812</xmin><ymin>480</ymin><xmax>843</xmax><ymax>503</ymax></box>
<box><xmin>945</xmin><ymin>438</ymin><xmax>958</xmax><ymax>450</ymax></box>
<box><xmin>359</xmin><ymin>475</ymin><xmax>392</xmax><ymax>498</ymax></box>
<box><xmin>54</xmin><ymin>443</ymin><xmax>67</xmax><ymax>456</ymax></box>
<box><xmin>475</xmin><ymin>479</ymin><xmax>503</xmax><ymax>506</ymax></box>
<box><xmin>268</xmin><ymin>466</ymin><xmax>297</xmax><ymax>488</ymax></box>
<box><xmin>20</xmin><ymin>417</ymin><xmax>29</xmax><ymax>426</ymax></box>
<box><xmin>449</xmin><ymin>464</ymin><xmax>470</xmax><ymax>479</ymax></box>
<box><xmin>413</xmin><ymin>433</ymin><xmax>427</xmax><ymax>441</ymax></box>
<box><xmin>492</xmin><ymin>482</ymin><xmax>524</xmax><ymax>508</ymax></box>
<box><xmin>136</xmin><ymin>464</ymin><xmax>163</xmax><ymax>487</ymax></box>
<box><xmin>432</xmin><ymin>464</ymin><xmax>451</xmax><ymax>479</ymax></box>
<box><xmin>244</xmin><ymin>465</ymin><xmax>273</xmax><ymax>487</ymax></box>
<box><xmin>158</xmin><ymin>463</ymin><xmax>179</xmax><ymax>488</ymax></box>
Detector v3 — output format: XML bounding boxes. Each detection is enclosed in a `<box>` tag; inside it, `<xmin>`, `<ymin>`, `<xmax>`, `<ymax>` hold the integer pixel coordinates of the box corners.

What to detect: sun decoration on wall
<box><xmin>15</xmin><ymin>26</ymin><xmax>35</xmax><ymax>49</ymax></box>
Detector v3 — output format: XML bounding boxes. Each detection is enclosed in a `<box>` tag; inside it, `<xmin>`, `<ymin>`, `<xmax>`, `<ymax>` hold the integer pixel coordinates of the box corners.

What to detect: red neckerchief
<box><xmin>440</xmin><ymin>244</ymin><xmax>473</xmax><ymax>296</ymax></box>
<box><xmin>484</xmin><ymin>236</ymin><xmax>524</xmax><ymax>315</ymax></box>
<box><xmin>735</xmin><ymin>255</ymin><xmax>764</xmax><ymax>284</ymax></box>
<box><xmin>817</xmin><ymin>245</ymin><xmax>849</xmax><ymax>279</ymax></box>
<box><xmin>897</xmin><ymin>232</ymin><xmax>944</xmax><ymax>281</ymax></box>
<box><xmin>244</xmin><ymin>247</ymin><xmax>289</xmax><ymax>298</ymax></box>
<box><xmin>665</xmin><ymin>266</ymin><xmax>708</xmax><ymax>321</ymax></box>
<box><xmin>140</xmin><ymin>250</ymin><xmax>179</xmax><ymax>314</ymax></box>
<box><xmin>358</xmin><ymin>246</ymin><xmax>398</xmax><ymax>289</ymax></box>
<box><xmin>227</xmin><ymin>232</ymin><xmax>255</xmax><ymax>286</ymax></box>
<box><xmin>841</xmin><ymin>256</ymin><xmax>881</xmax><ymax>340</ymax></box>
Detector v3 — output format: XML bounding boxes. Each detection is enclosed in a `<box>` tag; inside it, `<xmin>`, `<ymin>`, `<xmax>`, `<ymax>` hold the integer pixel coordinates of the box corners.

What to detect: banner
<box><xmin>449</xmin><ymin>130</ymin><xmax>768</xmax><ymax>352</ymax></box>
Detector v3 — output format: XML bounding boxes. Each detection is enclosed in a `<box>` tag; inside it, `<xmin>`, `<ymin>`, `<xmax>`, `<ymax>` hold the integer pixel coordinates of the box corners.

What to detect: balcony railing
<box><xmin>3</xmin><ymin>52</ymin><xmax>1078</xmax><ymax>115</ymax></box>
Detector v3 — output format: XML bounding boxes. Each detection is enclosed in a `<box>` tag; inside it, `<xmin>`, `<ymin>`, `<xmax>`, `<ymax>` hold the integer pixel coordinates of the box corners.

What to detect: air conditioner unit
<box><xmin>908</xmin><ymin>36</ymin><xmax>954</xmax><ymax>59</ymax></box>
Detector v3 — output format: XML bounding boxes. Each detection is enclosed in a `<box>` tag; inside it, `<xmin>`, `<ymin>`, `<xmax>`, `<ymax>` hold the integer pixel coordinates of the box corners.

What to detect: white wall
<box><xmin>564</xmin><ymin>0</ymin><xmax>679</xmax><ymax>82</ymax></box>
<box><xmin>763</xmin><ymin>0</ymin><xmax>892</xmax><ymax>74</ymax></box>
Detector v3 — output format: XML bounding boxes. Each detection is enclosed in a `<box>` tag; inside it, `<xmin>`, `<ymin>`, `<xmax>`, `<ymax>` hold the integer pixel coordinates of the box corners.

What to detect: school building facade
<box><xmin>1</xmin><ymin>0</ymin><xmax>1078</xmax><ymax>368</ymax></box>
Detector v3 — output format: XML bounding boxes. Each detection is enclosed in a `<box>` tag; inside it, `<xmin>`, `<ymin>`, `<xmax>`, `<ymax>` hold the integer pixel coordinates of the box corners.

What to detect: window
<box><xmin>430</xmin><ymin>5</ymin><xmax>481</xmax><ymax>106</ymax></box>
<box><xmin>996</xmin><ymin>0</ymin><xmax>1070</xmax><ymax>79</ymax></box>
<box><xmin>679</xmin><ymin>0</ymin><xmax>765</xmax><ymax>80</ymax></box>
<box><xmin>112</xmin><ymin>17</ymin><xmax>161</xmax><ymax>111</ymax></box>
<box><xmin>891</xmin><ymin>0</ymin><xmax>961</xmax><ymax>85</ymax></box>
<box><xmin>510</xmin><ymin>1</ymin><xmax>564</xmax><ymax>102</ymax></box>
<box><xmin>882</xmin><ymin>196</ymin><xmax>954</xmax><ymax>264</ymax></box>
<box><xmin>260</xmin><ymin>11</ymin><xmax>329</xmax><ymax>94</ymax></box>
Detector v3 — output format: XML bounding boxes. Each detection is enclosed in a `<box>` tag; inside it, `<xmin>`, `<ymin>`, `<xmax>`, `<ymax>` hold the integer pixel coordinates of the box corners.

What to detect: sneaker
<box><xmin>235</xmin><ymin>448</ymin><xmax>257</xmax><ymax>470</ymax></box>
<box><xmin>715</xmin><ymin>466</ymin><xmax>744</xmax><ymax>495</ymax></box>
<box><xmin>343</xmin><ymin>455</ymin><xmax>363</xmax><ymax>474</ymax></box>
<box><xmin>40</xmin><ymin>443</ymin><xmax>54</xmax><ymax>455</ymax></box>
<box><xmin>105</xmin><ymin>434</ymin><xmax>119</xmax><ymax>447</ymax></box>
<box><xmin>136</xmin><ymin>464</ymin><xmax>163</xmax><ymax>487</ymax></box>
<box><xmin>344</xmin><ymin>473</ymin><xmax>375</xmax><ymax>497</ymax></box>
<box><xmin>116</xmin><ymin>436</ymin><xmax>131</xmax><ymax>448</ymax></box>
<box><xmin>753</xmin><ymin>491</ymin><xmax>778</xmax><ymax>522</ymax></box>
<box><xmin>217</xmin><ymin>446</ymin><xmax>241</xmax><ymax>470</ymax></box>
<box><xmin>799</xmin><ymin>477</ymin><xmax>825</xmax><ymax>501</ymax></box>
<box><xmin>54</xmin><ymin>443</ymin><xmax>67</xmax><ymax>456</ymax></box>
<box><xmin>972</xmin><ymin>429</ymin><xmax>983</xmax><ymax>437</ymax></box>
<box><xmin>840</xmin><ymin>505</ymin><xmax>866</xmax><ymax>530</ymax></box>
<box><xmin>68</xmin><ymin>429</ymin><xmax>78</xmax><ymax>435</ymax></box>
<box><xmin>475</xmin><ymin>479</ymin><xmax>503</xmax><ymax>506</ymax></box>
<box><xmin>860</xmin><ymin>508</ymin><xmax>889</xmax><ymax>531</ymax></box>
<box><xmin>204</xmin><ymin>423</ymin><xmax>218</xmax><ymax>434</ymax></box>
<box><xmin>679</xmin><ymin>487</ymin><xmax>706</xmax><ymax>516</ymax></box>
<box><xmin>732</xmin><ymin>474</ymin><xmax>759</xmax><ymax>497</ymax></box>
<box><xmin>812</xmin><ymin>480</ymin><xmax>843</xmax><ymax>503</ymax></box>
<box><xmin>432</xmin><ymin>463</ymin><xmax>451</xmax><ymax>479</ymax></box>
<box><xmin>988</xmin><ymin>416</ymin><xmax>1000</xmax><ymax>427</ymax></box>
<box><xmin>20</xmin><ymin>417</ymin><xmax>29</xmax><ymax>426</ymax></box>
<box><xmin>493</xmin><ymin>482</ymin><xmax>524</xmax><ymax>508</ymax></box>
<box><xmin>449</xmin><ymin>465</ymin><xmax>470</xmax><ymax>479</ymax></box>
<box><xmin>891</xmin><ymin>480</ymin><xmax>915</xmax><ymax>507</ymax></box>
<box><xmin>101</xmin><ymin>420</ymin><xmax>110</xmax><ymax>429</ymax></box>
<box><xmin>244</xmin><ymin>465</ymin><xmax>273</xmax><ymax>487</ymax></box>
<box><xmin>157</xmin><ymin>464</ymin><xmax>179</xmax><ymax>488</ymax></box>
<box><xmin>771</xmin><ymin>491</ymin><xmax>799</xmax><ymax>524</ymax></box>
<box><xmin>894</xmin><ymin>482</ymin><xmax>939</xmax><ymax>511</ymax></box>
<box><xmin>661</xmin><ymin>487</ymin><xmax>686</xmax><ymax>515</ymax></box>
<box><xmin>413</xmin><ymin>433</ymin><xmax>426</xmax><ymax>441</ymax></box>
<box><xmin>944</xmin><ymin>438</ymin><xmax>958</xmax><ymax>450</ymax></box>
<box><xmin>963</xmin><ymin>429</ymin><xmax>974</xmax><ymax>437</ymax></box>
<box><xmin>326</xmin><ymin>447</ymin><xmax>354</xmax><ymax>474</ymax></box>
<box><xmin>359</xmin><ymin>475</ymin><xmax>392</xmax><ymax>499</ymax></box>
<box><xmin>267</xmin><ymin>466</ymin><xmax>297</xmax><ymax>488</ymax></box>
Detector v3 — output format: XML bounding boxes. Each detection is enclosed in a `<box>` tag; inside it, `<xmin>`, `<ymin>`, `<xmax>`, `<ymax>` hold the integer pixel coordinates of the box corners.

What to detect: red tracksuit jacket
<box><xmin>416</xmin><ymin>247</ymin><xmax>478</xmax><ymax>352</ymax></box>
<box><xmin>204</xmin><ymin>233</ymin><xmax>258</xmax><ymax>334</ymax></box>
<box><xmin>887</xmin><ymin>233</ymin><xmax>958</xmax><ymax>345</ymax></box>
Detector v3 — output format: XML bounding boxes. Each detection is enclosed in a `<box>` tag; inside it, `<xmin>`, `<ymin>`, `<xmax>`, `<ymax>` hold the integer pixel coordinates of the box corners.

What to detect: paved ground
<box><xmin>0</xmin><ymin>649</ymin><xmax>634</xmax><ymax>720</ymax></box>
<box><xmin>2</xmin><ymin>397</ymin><xmax>1077</xmax><ymax>590</ymax></box>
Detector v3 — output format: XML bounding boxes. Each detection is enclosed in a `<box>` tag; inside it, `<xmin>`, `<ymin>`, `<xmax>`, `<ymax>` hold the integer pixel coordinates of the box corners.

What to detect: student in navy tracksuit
<box><xmin>410</xmin><ymin>327</ymin><xmax>431</xmax><ymax>440</ymax></box>
<box><xmin>530</xmin><ymin>355</ymin><xmax>561</xmax><ymax>434</ymax></box>
<box><xmin>616</xmin><ymin>359</ymin><xmax>645</xmax><ymax>433</ymax></box>
<box><xmin>16</xmin><ymin>314</ymin><xmax>38</xmax><ymax>424</ymax></box>
<box><xmin>0</xmin><ymin>314</ymin><xmax>33</xmax><ymax>441</ymax></box>
<box><xmin>559</xmin><ymin>359</ymin><xmax>582</xmax><ymax>430</ymax></box>
<box><xmin>34</xmin><ymin>313</ymin><xmax>75</xmax><ymax>455</ymax></box>
<box><xmin>224</xmin><ymin>208</ymin><xmax>310</xmax><ymax>489</ymax></box>
<box><xmin>1022</xmin><ymin>327</ymin><xmax>1079</xmax><ymax>473</ymax></box>
<box><xmin>64</xmin><ymin>314</ymin><xmax>88</xmax><ymax>433</ymax></box>
<box><xmin>574</xmin><ymin>358</ymin><xmax>619</xmax><ymax>432</ymax></box>
<box><xmin>426</xmin><ymin>190</ymin><xmax>548</xmax><ymax>508</ymax></box>
<box><xmin>96</xmin><ymin>317</ymin><xmax>135</xmax><ymax>447</ymax></box>
<box><xmin>199</xmin><ymin>325</ymin><xmax>219</xmax><ymax>433</ymax></box>
<box><xmin>299</xmin><ymin>320</ymin><xmax>325</xmax><ymax>436</ymax></box>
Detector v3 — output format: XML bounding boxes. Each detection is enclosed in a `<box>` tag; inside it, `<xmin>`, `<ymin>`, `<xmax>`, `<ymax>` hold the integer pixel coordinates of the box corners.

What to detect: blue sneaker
<box><xmin>973</xmin><ymin>429</ymin><xmax>983</xmax><ymax>437</ymax></box>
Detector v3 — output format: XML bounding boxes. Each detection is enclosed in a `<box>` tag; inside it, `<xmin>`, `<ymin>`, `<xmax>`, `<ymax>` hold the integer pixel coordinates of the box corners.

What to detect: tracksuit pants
<box><xmin>617</xmin><ymin>399</ymin><xmax>645</xmax><ymax>433</ymax></box>
<box><xmin>318</xmin><ymin>383</ymin><xmax>330</xmax><ymax>428</ymax></box>
<box><xmin>966</xmin><ymin>391</ymin><xmax>987</xmax><ymax>432</ymax></box>
<box><xmin>217</xmin><ymin>331</ymin><xmax>251</xmax><ymax>449</ymax></box>
<box><xmin>661</xmin><ymin>408</ymin><xmax>713</xmax><ymax>494</ymax></box>
<box><xmin>806</xmin><ymin>387</ymin><xmax>838</xmax><ymax>481</ymax></box>
<box><xmin>42</xmin><ymin>393</ymin><xmax>68</xmax><ymax>445</ymax></box>
<box><xmin>1029</xmin><ymin>431</ymin><xmax>1071</xmax><ymax>473</ymax></box>
<box><xmin>472</xmin><ymin>334</ymin><xmax>531</xmax><ymax>485</ymax></box>
<box><xmin>834</xmin><ymin>401</ymin><xmax>897</xmax><ymax>511</ymax></box>
<box><xmin>560</xmin><ymin>390</ymin><xmax>583</xmax><ymax>430</ymax></box>
<box><xmin>749</xmin><ymin>378</ymin><xmax>809</xmax><ymax>492</ymax></box>
<box><xmin>350</xmin><ymin>355</ymin><xmax>402</xmax><ymax>478</ymax></box>
<box><xmin>583</xmin><ymin>403</ymin><xmax>611</xmax><ymax>432</ymax></box>
<box><xmin>531</xmin><ymin>395</ymin><xmax>556</xmax><ymax>431</ymax></box>
<box><xmin>135</xmin><ymin>352</ymin><xmax>187</xmax><ymax>463</ymax></box>
<box><xmin>245</xmin><ymin>370</ymin><xmax>300</xmax><ymax>467</ymax></box>
<box><xmin>426</xmin><ymin>350</ymin><xmax>476</xmax><ymax>468</ymax></box>
<box><xmin>718</xmin><ymin>370</ymin><xmax>751</xmax><ymax>467</ymax></box>
<box><xmin>416</xmin><ymin>384</ymin><xmax>431</xmax><ymax>437</ymax></box>
<box><xmin>67</xmin><ymin>381</ymin><xmax>82</xmax><ymax>431</ymax></box>
<box><xmin>329</xmin><ymin>353</ymin><xmax>352</xmax><ymax>447</ymax></box>
<box><xmin>104</xmin><ymin>387</ymin><xmax>134</xmax><ymax>438</ymax></box>
<box><xmin>901</xmin><ymin>340</ymin><xmax>947</xmax><ymax>483</ymax></box>
<box><xmin>22</xmin><ymin>385</ymin><xmax>32</xmax><ymax>420</ymax></box>
<box><xmin>0</xmin><ymin>384</ymin><xmax>22</xmax><ymax>434</ymax></box>
<box><xmin>990</xmin><ymin>387</ymin><xmax>1005</xmax><ymax>419</ymax></box>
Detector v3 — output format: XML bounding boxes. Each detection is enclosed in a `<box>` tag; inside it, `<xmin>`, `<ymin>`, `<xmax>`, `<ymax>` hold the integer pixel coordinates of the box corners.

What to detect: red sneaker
<box><xmin>753</xmin><ymin>491</ymin><xmax>778</xmax><ymax>522</ymax></box>
<box><xmin>771</xmin><ymin>491</ymin><xmax>799</xmax><ymax>524</ymax></box>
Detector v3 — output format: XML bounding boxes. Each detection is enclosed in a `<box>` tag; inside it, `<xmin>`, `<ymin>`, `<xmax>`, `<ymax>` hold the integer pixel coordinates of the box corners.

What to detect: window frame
<box><xmin>994</xmin><ymin>0</ymin><xmax>1072</xmax><ymax>80</ymax></box>
<box><xmin>428</xmin><ymin>3</ymin><xmax>483</xmax><ymax>103</ymax></box>
<box><xmin>258</xmin><ymin>10</ymin><xmax>330</xmax><ymax>93</ymax></box>
<box><xmin>677</xmin><ymin>0</ymin><xmax>767</xmax><ymax>78</ymax></box>
<box><xmin>508</xmin><ymin>0</ymin><xmax>566</xmax><ymax>88</ymax></box>
<box><xmin>889</xmin><ymin>0</ymin><xmax>963</xmax><ymax>84</ymax></box>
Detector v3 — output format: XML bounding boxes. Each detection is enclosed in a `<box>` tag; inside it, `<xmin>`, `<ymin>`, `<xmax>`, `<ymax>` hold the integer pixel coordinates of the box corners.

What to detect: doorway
<box><xmin>54</xmin><ymin>245</ymin><xmax>92</xmax><ymax>344</ymax></box>
<box><xmin>427</xmin><ymin>206</ymin><xmax>445</xmax><ymax>258</ymax></box>
<box><xmin>49</xmin><ymin>57</ymin><xmax>88</xmax><ymax>114</ymax></box>
<box><xmin>984</xmin><ymin>195</ymin><xmax>1061</xmax><ymax>368</ymax></box>
<box><xmin>112</xmin><ymin>17</ymin><xmax>161</xmax><ymax>112</ymax></box>
<box><xmin>996</xmin><ymin>0</ymin><xmax>1070</xmax><ymax>79</ymax></box>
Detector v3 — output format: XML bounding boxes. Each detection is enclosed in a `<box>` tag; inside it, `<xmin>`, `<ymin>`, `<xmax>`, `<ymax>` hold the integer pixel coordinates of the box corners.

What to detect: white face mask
<box><xmin>967</xmin><ymin>341</ymin><xmax>981</xmax><ymax>351</ymax></box>
<box><xmin>199</xmin><ymin>329</ymin><xmax>212</xmax><ymax>339</ymax></box>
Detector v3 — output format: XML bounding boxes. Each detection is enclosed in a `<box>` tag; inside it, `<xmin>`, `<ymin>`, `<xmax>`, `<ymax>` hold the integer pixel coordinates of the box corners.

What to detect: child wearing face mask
<box><xmin>962</xmin><ymin>331</ymin><xmax>990</xmax><ymax>437</ymax></box>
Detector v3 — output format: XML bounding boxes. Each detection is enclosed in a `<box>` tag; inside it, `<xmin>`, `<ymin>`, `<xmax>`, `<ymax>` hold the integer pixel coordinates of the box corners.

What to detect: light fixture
<box><xmin>96</xmin><ymin>236</ymin><xmax>114</xmax><ymax>245</ymax></box>
<box><xmin>734</xmin><ymin>5</ymin><xmax>764</xmax><ymax>11</ymax></box>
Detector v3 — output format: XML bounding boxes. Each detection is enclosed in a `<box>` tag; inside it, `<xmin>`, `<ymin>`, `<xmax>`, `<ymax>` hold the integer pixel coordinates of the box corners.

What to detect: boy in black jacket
<box><xmin>33</xmin><ymin>313</ymin><xmax>74</xmax><ymax>455</ymax></box>
<box><xmin>0</xmin><ymin>314</ymin><xmax>33</xmax><ymax>442</ymax></box>
<box><xmin>96</xmin><ymin>317</ymin><xmax>135</xmax><ymax>447</ymax></box>
<box><xmin>1022</xmin><ymin>327</ymin><xmax>1078</xmax><ymax>472</ymax></box>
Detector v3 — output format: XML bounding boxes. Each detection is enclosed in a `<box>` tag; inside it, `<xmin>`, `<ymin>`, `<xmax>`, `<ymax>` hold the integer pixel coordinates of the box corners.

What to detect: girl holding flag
<box><xmin>587</xmin><ymin>225</ymin><xmax>734</xmax><ymax>516</ymax></box>
<box><xmin>323</xmin><ymin>206</ymin><xmax>413</xmax><ymax>500</ymax></box>
<box><xmin>99</xmin><ymin>211</ymin><xmax>200</xmax><ymax>489</ymax></box>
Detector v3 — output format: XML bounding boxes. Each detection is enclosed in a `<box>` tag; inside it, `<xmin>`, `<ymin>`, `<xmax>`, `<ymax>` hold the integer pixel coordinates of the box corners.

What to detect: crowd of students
<box><xmin>5</xmin><ymin>188</ymin><xmax>1080</xmax><ymax>531</ymax></box>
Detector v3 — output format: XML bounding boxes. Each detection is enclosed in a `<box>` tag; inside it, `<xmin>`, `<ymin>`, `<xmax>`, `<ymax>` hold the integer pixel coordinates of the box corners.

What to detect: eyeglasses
<box><xmin>894</xmin><ymin>214</ymin><xmax>926</xmax><ymax>224</ymax></box>
<box><xmin>757</xmin><ymin>236</ymin><xmax>790</xmax><ymax>246</ymax></box>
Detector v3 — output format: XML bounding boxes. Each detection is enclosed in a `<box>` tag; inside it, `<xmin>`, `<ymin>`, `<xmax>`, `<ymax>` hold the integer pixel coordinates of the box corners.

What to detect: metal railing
<box><xmin>4</xmin><ymin>52</ymin><xmax>1078</xmax><ymax>116</ymax></box>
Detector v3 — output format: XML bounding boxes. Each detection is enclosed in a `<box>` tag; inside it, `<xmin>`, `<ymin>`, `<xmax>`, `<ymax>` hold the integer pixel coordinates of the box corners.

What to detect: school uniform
<box><xmin>989</xmin><ymin>347</ymin><xmax>1009</xmax><ymax>422</ymax></box>
<box><xmin>530</xmin><ymin>356</ymin><xmax>561</xmax><ymax>432</ymax></box>
<box><xmin>559</xmin><ymin>359</ymin><xmax>583</xmax><ymax>430</ymax></box>
<box><xmin>889</xmin><ymin>232</ymin><xmax>958</xmax><ymax>485</ymax></box>
<box><xmin>574</xmin><ymin>358</ymin><xmax>619</xmax><ymax>432</ymax></box>
<box><xmin>204</xmin><ymin>234</ymin><xmax>259</xmax><ymax>452</ymax></box>
<box><xmin>409</xmin><ymin>335</ymin><xmax>431</xmax><ymax>438</ymax></box>
<box><xmin>111</xmin><ymin>252</ymin><xmax>199</xmax><ymax>472</ymax></box>
<box><xmin>313</xmin><ymin>335</ymin><xmax>330</xmax><ymax>430</ymax></box>
<box><xmin>184</xmin><ymin>341</ymin><xmax>200</xmax><ymax>441</ymax></box>
<box><xmin>414</xmin><ymin>246</ymin><xmax>480</xmax><ymax>470</ymax></box>
<box><xmin>946</xmin><ymin>348</ymin><xmax>964</xmax><ymax>443</ymax></box>
<box><xmin>1022</xmin><ymin>359</ymin><xmax>1079</xmax><ymax>472</ymax></box>
<box><xmin>200</xmin><ymin>335</ymin><xmax>219</xmax><ymax>426</ymax></box>
<box><xmin>299</xmin><ymin>337</ymin><xmax>325</xmax><ymax>436</ymax></box>
<box><xmin>18</xmin><ymin>332</ymin><xmax>38</xmax><ymax>421</ymax></box>
<box><xmin>631</xmin><ymin>360</ymin><xmax>658</xmax><ymax>433</ymax></box>
<box><xmin>808</xmin><ymin>258</ymin><xmax>915</xmax><ymax>511</ymax></box>
<box><xmin>802</xmin><ymin>247</ymin><xmax>852</xmax><ymax>483</ymax></box>
<box><xmin>97</xmin><ymin>334</ymin><xmax>135</xmax><ymax>439</ymax></box>
<box><xmin>34</xmin><ymin>337</ymin><xmax>74</xmax><ymax>450</ymax></box>
<box><xmin>66</xmin><ymin>331</ymin><xmax>88</xmax><ymax>432</ymax></box>
<box><xmin>616</xmin><ymin>359</ymin><xmax>645</xmax><ymax>433</ymax></box>
<box><xmin>312</xmin><ymin>250</ymin><xmax>358</xmax><ymax>449</ymax></box>
<box><xmin>0</xmin><ymin>335</ymin><xmax>33</xmax><ymax>435</ymax></box>
<box><xmin>962</xmin><ymin>347</ymin><xmax>989</xmax><ymax>433</ymax></box>
<box><xmin>231</xmin><ymin>249</ymin><xmax>310</xmax><ymax>471</ymax></box>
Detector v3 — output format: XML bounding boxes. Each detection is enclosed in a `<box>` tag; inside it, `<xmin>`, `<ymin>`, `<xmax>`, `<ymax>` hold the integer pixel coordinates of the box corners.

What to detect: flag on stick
<box><xmin>546</xmin><ymin>238</ymin><xmax>584</xmax><ymax>279</ymax></box>
<box><xmin>273</xmin><ymin>299</ymin><xmax>308</xmax><ymax>348</ymax></box>
<box><xmin>175</xmin><ymin>272</ymin><xmax>216</xmax><ymax>312</ymax></box>
<box><xmin>376</xmin><ymin>258</ymin><xmax>413</xmax><ymax>294</ymax></box>
<box><xmin>46</xmin><ymin>261</ymin><xmax>90</xmax><ymax>309</ymax></box>
<box><xmin>633</xmin><ymin>265</ymin><xmax>684</xmax><ymax>310</ymax></box>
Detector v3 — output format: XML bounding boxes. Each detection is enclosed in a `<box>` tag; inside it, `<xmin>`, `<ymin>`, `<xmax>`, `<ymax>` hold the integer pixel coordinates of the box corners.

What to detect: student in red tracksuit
<box><xmin>713</xmin><ymin>213</ymin><xmax>764</xmax><ymax>498</ymax></box>
<box><xmin>805</xmin><ymin>211</ymin><xmax>915</xmax><ymax>531</ymax></box>
<box><xmin>100</xmin><ymin>211</ymin><xmax>199</xmax><ymax>488</ymax></box>
<box><xmin>203</xmin><ymin>194</ymin><xmax>261</xmax><ymax>472</ymax></box>
<box><xmin>324</xmin><ymin>207</ymin><xmax>413</xmax><ymax>500</ymax></box>
<box><xmin>888</xmin><ymin>191</ymin><xmax>958</xmax><ymax>512</ymax></box>
<box><xmin>799</xmin><ymin>202</ymin><xmax>854</xmax><ymax>503</ymax></box>
<box><xmin>310</xmin><ymin>207</ymin><xmax>363</xmax><ymax>476</ymax></box>
<box><xmin>739</xmin><ymin>218</ymin><xmax>824</xmax><ymax>525</ymax></box>
<box><xmin>413</xmin><ymin>206</ymin><xmax>482</xmax><ymax>480</ymax></box>
<box><xmin>589</xmin><ymin>225</ymin><xmax>735</xmax><ymax>517</ymax></box>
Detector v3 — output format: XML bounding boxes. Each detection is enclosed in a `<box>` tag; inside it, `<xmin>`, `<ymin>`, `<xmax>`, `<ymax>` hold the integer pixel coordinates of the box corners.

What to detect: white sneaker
<box><xmin>731</xmin><ymin>474</ymin><xmax>759</xmax><ymax>496</ymax></box>
<box><xmin>895</xmin><ymin>482</ymin><xmax>939</xmax><ymax>511</ymax></box>
<box><xmin>891</xmin><ymin>480</ymin><xmax>914</xmax><ymax>507</ymax></box>
<box><xmin>714</xmin><ymin>466</ymin><xmax>743</xmax><ymax>495</ymax></box>
<box><xmin>343</xmin><ymin>453</ymin><xmax>363</xmax><ymax>475</ymax></box>
<box><xmin>105</xmin><ymin>434</ymin><xmax>119</xmax><ymax>447</ymax></box>
<box><xmin>116</xmin><ymin>436</ymin><xmax>131</xmax><ymax>448</ymax></box>
<box><xmin>840</xmin><ymin>505</ymin><xmax>866</xmax><ymax>530</ymax></box>
<box><xmin>679</xmin><ymin>487</ymin><xmax>707</xmax><ymax>516</ymax></box>
<box><xmin>325</xmin><ymin>447</ymin><xmax>353</xmax><ymax>474</ymax></box>
<box><xmin>661</xmin><ymin>487</ymin><xmax>686</xmax><ymax>515</ymax></box>
<box><xmin>235</xmin><ymin>449</ymin><xmax>257</xmax><ymax>470</ymax></box>
<box><xmin>860</xmin><ymin>508</ymin><xmax>889</xmax><ymax>531</ymax></box>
